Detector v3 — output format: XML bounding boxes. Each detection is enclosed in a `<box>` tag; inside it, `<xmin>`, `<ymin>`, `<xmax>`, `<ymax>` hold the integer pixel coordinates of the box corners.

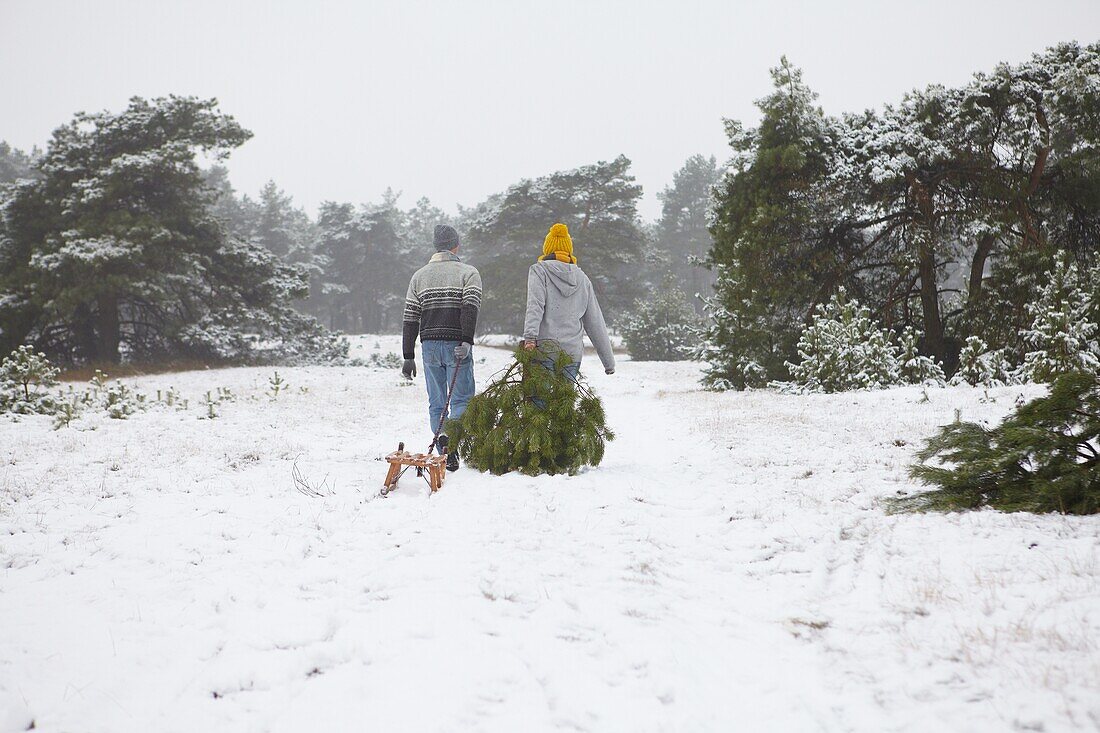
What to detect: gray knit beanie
<box><xmin>433</xmin><ymin>224</ymin><xmax>460</xmax><ymax>252</ymax></box>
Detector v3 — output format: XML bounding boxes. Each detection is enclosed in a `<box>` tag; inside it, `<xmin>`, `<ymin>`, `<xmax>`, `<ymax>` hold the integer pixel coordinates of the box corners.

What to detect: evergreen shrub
<box><xmin>620</xmin><ymin>284</ymin><xmax>700</xmax><ymax>362</ymax></box>
<box><xmin>897</xmin><ymin>371</ymin><xmax>1100</xmax><ymax>514</ymax></box>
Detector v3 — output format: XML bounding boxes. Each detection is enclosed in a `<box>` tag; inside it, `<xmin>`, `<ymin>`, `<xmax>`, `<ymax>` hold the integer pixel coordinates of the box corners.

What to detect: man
<box><xmin>523</xmin><ymin>222</ymin><xmax>616</xmax><ymax>377</ymax></box>
<box><xmin>402</xmin><ymin>224</ymin><xmax>481</xmax><ymax>471</ymax></box>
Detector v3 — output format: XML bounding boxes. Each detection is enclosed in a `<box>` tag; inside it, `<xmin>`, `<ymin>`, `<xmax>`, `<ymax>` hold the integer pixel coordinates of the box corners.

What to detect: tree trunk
<box><xmin>331</xmin><ymin>303</ymin><xmax>347</xmax><ymax>333</ymax></box>
<box><xmin>967</xmin><ymin>234</ymin><xmax>996</xmax><ymax>310</ymax></box>
<box><xmin>95</xmin><ymin>294</ymin><xmax>121</xmax><ymax>364</ymax></box>
<box><xmin>73</xmin><ymin>303</ymin><xmax>99</xmax><ymax>362</ymax></box>
<box><xmin>0</xmin><ymin>311</ymin><xmax>36</xmax><ymax>357</ymax></box>
<box><xmin>918</xmin><ymin>241</ymin><xmax>945</xmax><ymax>363</ymax></box>
<box><xmin>1017</xmin><ymin>103</ymin><xmax>1051</xmax><ymax>249</ymax></box>
<box><xmin>910</xmin><ymin>176</ymin><xmax>945</xmax><ymax>362</ymax></box>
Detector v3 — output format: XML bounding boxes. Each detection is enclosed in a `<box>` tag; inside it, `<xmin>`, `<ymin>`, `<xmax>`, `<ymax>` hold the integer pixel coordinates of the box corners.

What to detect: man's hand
<box><xmin>524</xmin><ymin>339</ymin><xmax>537</xmax><ymax>351</ymax></box>
<box><xmin>454</xmin><ymin>342</ymin><xmax>471</xmax><ymax>362</ymax></box>
<box><xmin>605</xmin><ymin>368</ymin><xmax>615</xmax><ymax>375</ymax></box>
<box><xmin>401</xmin><ymin>358</ymin><xmax>417</xmax><ymax>379</ymax></box>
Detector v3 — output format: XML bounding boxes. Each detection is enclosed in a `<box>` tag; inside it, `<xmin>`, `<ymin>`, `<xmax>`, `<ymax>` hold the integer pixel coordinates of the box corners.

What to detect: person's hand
<box><xmin>401</xmin><ymin>358</ymin><xmax>417</xmax><ymax>379</ymax></box>
<box><xmin>524</xmin><ymin>340</ymin><xmax>537</xmax><ymax>351</ymax></box>
<box><xmin>605</xmin><ymin>368</ymin><xmax>615</xmax><ymax>375</ymax></box>
<box><xmin>454</xmin><ymin>342</ymin><xmax>471</xmax><ymax>362</ymax></box>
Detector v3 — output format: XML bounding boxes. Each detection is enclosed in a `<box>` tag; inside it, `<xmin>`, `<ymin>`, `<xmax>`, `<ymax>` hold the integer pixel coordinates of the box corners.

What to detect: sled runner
<box><xmin>380</xmin><ymin>358</ymin><xmax>461</xmax><ymax>497</ymax></box>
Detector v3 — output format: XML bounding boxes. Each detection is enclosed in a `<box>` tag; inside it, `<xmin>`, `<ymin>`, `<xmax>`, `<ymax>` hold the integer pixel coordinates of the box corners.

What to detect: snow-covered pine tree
<box><xmin>620</xmin><ymin>282</ymin><xmax>699</xmax><ymax>361</ymax></box>
<box><xmin>1018</xmin><ymin>259</ymin><xmax>1099</xmax><ymax>382</ymax></box>
<box><xmin>448</xmin><ymin>346</ymin><xmax>614</xmax><ymax>476</ymax></box>
<box><xmin>204</xmin><ymin>165</ymin><xmax>259</xmax><ymax>240</ymax></box>
<box><xmin>397</xmin><ymin>196</ymin><xmax>448</xmax><ymax>253</ymax></box>
<box><xmin>311</xmin><ymin>201</ymin><xmax>405</xmax><ymax>333</ymax></box>
<box><xmin>950</xmin><ymin>336</ymin><xmax>1016</xmax><ymax>387</ymax></box>
<box><xmin>697</xmin><ymin>266</ymin><xmax>773</xmax><ymax>390</ymax></box>
<box><xmin>0</xmin><ymin>141</ymin><xmax>38</xmax><ymax>185</ymax></box>
<box><xmin>0</xmin><ymin>96</ymin><xmax>346</xmax><ymax>365</ymax></box>
<box><xmin>897</xmin><ymin>326</ymin><xmax>946</xmax><ymax>385</ymax></box>
<box><xmin>254</xmin><ymin>181</ymin><xmax>316</xmax><ymax>264</ymax></box>
<box><xmin>0</xmin><ymin>345</ymin><xmax>60</xmax><ymax>415</ymax></box>
<box><xmin>785</xmin><ymin>289</ymin><xmax>901</xmax><ymax>392</ymax></box>
<box><xmin>702</xmin><ymin>42</ymin><xmax>1100</xmax><ymax>388</ymax></box>
<box><xmin>704</xmin><ymin>58</ymin><xmax>838</xmax><ymax>389</ymax></box>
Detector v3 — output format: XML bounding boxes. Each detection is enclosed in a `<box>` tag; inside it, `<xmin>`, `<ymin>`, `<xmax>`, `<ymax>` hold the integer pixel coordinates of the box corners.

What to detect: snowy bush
<box><xmin>781</xmin><ymin>291</ymin><xmax>948</xmax><ymax>393</ymax></box>
<box><xmin>179</xmin><ymin>306</ymin><xmax>350</xmax><ymax>367</ymax></box>
<box><xmin>620</xmin><ymin>285</ymin><xmax>700</xmax><ymax>362</ymax></box>
<box><xmin>939</xmin><ymin>257</ymin><xmax>1100</xmax><ymax>388</ymax></box>
<box><xmin>0</xmin><ymin>342</ymin><xmax>283</xmax><ymax>428</ymax></box>
<box><xmin>1016</xmin><ymin>259</ymin><xmax>1099</xmax><ymax>383</ymax></box>
<box><xmin>0</xmin><ymin>352</ymin><xmax>149</xmax><ymax>422</ymax></box>
<box><xmin>897</xmin><ymin>326</ymin><xmax>946</xmax><ymax>386</ymax></box>
<box><xmin>950</xmin><ymin>336</ymin><xmax>1018</xmax><ymax>387</ymax></box>
<box><xmin>784</xmin><ymin>290</ymin><xmax>901</xmax><ymax>392</ymax></box>
<box><xmin>51</xmin><ymin>399</ymin><xmax>78</xmax><ymax>430</ymax></box>
<box><xmin>199</xmin><ymin>391</ymin><xmax>220</xmax><ymax>420</ymax></box>
<box><xmin>703</xmin><ymin>357</ymin><xmax>767</xmax><ymax>392</ymax></box>
<box><xmin>0</xmin><ymin>348</ymin><xmax>250</xmax><ymax>427</ymax></box>
<box><xmin>103</xmin><ymin>381</ymin><xmax>144</xmax><ymax>419</ymax></box>
<box><xmin>0</xmin><ymin>345</ymin><xmax>61</xmax><ymax>415</ymax></box>
<box><xmin>367</xmin><ymin>351</ymin><xmax>403</xmax><ymax>370</ymax></box>
<box><xmin>155</xmin><ymin>387</ymin><xmax>184</xmax><ymax>408</ymax></box>
<box><xmin>79</xmin><ymin>370</ymin><xmax>148</xmax><ymax>419</ymax></box>
<box><xmin>193</xmin><ymin>387</ymin><xmax>238</xmax><ymax>419</ymax></box>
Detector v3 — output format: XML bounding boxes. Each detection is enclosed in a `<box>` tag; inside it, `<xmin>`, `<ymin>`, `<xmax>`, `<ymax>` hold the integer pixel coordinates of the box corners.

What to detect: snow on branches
<box><xmin>781</xmin><ymin>290</ymin><xmax>945</xmax><ymax>393</ymax></box>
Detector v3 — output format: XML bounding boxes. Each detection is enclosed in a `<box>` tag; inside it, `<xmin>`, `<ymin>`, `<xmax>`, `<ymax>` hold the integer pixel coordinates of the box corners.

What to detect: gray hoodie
<box><xmin>523</xmin><ymin>259</ymin><xmax>615</xmax><ymax>371</ymax></box>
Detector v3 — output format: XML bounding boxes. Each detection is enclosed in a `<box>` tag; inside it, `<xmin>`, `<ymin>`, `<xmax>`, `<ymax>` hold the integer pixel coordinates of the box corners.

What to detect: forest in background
<box><xmin>0</xmin><ymin>126</ymin><xmax>715</xmax><ymax>364</ymax></box>
<box><xmin>199</xmin><ymin>150</ymin><xmax>718</xmax><ymax>336</ymax></box>
<box><xmin>1</xmin><ymin>40</ymin><xmax>1097</xmax><ymax>388</ymax></box>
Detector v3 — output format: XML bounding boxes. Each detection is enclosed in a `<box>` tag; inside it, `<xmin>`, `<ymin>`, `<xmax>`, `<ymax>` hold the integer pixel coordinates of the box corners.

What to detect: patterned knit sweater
<box><xmin>402</xmin><ymin>251</ymin><xmax>483</xmax><ymax>359</ymax></box>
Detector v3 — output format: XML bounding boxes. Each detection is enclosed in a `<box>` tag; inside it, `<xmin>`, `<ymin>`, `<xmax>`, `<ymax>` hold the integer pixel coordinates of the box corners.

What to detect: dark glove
<box><xmin>605</xmin><ymin>368</ymin><xmax>615</xmax><ymax>375</ymax></box>
<box><xmin>454</xmin><ymin>342</ymin><xmax>471</xmax><ymax>362</ymax></box>
<box><xmin>402</xmin><ymin>358</ymin><xmax>417</xmax><ymax>379</ymax></box>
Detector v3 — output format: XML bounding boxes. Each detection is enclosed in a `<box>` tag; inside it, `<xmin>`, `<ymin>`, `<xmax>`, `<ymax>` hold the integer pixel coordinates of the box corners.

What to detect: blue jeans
<box><xmin>532</xmin><ymin>358</ymin><xmax>579</xmax><ymax>408</ymax></box>
<box><xmin>422</xmin><ymin>340</ymin><xmax>475</xmax><ymax>440</ymax></box>
<box><xmin>542</xmin><ymin>358</ymin><xmax>580</xmax><ymax>382</ymax></box>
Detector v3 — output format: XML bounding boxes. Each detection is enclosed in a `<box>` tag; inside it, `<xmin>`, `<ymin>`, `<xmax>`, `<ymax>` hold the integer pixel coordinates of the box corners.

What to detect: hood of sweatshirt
<box><xmin>539</xmin><ymin>259</ymin><xmax>580</xmax><ymax>297</ymax></box>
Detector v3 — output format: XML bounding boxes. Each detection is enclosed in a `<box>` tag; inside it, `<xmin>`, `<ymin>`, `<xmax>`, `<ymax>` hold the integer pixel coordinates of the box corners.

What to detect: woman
<box><xmin>522</xmin><ymin>222</ymin><xmax>616</xmax><ymax>377</ymax></box>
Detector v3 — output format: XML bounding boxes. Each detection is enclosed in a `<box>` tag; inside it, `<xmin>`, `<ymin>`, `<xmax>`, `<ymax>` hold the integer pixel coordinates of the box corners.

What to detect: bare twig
<box><xmin>291</xmin><ymin>457</ymin><xmax>331</xmax><ymax>499</ymax></box>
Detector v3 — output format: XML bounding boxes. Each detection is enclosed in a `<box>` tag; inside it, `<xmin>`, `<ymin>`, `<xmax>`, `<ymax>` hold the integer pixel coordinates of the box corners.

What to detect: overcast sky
<box><xmin>2</xmin><ymin>0</ymin><xmax>1098</xmax><ymax>221</ymax></box>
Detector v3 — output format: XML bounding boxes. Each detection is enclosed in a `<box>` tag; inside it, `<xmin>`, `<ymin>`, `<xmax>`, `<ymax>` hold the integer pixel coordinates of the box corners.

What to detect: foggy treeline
<box><xmin>202</xmin><ymin>153</ymin><xmax>718</xmax><ymax>336</ymax></box>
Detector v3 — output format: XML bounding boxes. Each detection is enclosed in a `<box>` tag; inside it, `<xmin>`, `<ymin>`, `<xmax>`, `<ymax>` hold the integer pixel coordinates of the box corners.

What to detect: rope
<box><xmin>427</xmin><ymin>354</ymin><xmax>464</xmax><ymax>455</ymax></box>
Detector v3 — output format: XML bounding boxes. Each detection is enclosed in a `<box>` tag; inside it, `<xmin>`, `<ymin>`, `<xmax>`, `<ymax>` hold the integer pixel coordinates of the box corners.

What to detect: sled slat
<box><xmin>382</xmin><ymin>448</ymin><xmax>448</xmax><ymax>494</ymax></box>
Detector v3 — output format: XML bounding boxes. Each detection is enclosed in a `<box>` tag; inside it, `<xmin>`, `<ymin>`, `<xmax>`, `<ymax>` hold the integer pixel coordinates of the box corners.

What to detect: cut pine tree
<box><xmin>447</xmin><ymin>345</ymin><xmax>614</xmax><ymax>476</ymax></box>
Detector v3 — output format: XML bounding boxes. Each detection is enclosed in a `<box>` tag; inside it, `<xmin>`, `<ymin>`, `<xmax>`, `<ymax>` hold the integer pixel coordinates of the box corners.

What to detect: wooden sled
<box><xmin>381</xmin><ymin>441</ymin><xmax>448</xmax><ymax>496</ymax></box>
<box><xmin>384</xmin><ymin>363</ymin><xmax>460</xmax><ymax>497</ymax></box>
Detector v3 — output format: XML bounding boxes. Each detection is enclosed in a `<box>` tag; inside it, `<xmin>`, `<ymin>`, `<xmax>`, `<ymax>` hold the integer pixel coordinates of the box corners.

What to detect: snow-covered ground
<box><xmin>1</xmin><ymin>335</ymin><xmax>1098</xmax><ymax>732</ymax></box>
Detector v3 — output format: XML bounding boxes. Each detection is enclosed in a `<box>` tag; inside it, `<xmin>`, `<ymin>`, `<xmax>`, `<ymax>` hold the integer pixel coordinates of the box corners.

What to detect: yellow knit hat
<box><xmin>541</xmin><ymin>222</ymin><xmax>577</xmax><ymax>264</ymax></box>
